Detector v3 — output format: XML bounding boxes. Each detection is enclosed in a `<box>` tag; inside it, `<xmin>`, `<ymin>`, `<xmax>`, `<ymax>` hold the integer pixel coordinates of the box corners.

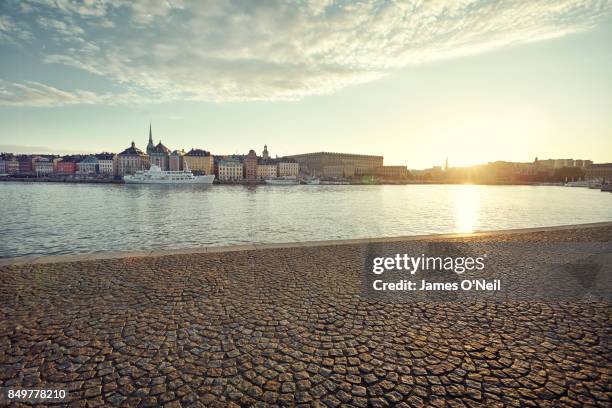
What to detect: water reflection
<box><xmin>1</xmin><ymin>182</ymin><xmax>611</xmax><ymax>257</ymax></box>
<box><xmin>453</xmin><ymin>185</ymin><xmax>481</xmax><ymax>233</ymax></box>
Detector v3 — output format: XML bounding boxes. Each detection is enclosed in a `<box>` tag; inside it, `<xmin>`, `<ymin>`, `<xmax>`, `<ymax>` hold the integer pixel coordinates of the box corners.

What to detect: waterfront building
<box><xmin>150</xmin><ymin>141</ymin><xmax>171</xmax><ymax>170</ymax></box>
<box><xmin>169</xmin><ymin>150</ymin><xmax>185</xmax><ymax>171</ymax></box>
<box><xmin>117</xmin><ymin>142</ymin><xmax>149</xmax><ymax>176</ymax></box>
<box><xmin>0</xmin><ymin>158</ymin><xmax>5</xmax><ymax>175</ymax></box>
<box><xmin>257</xmin><ymin>162</ymin><xmax>277</xmax><ymax>179</ymax></box>
<box><xmin>95</xmin><ymin>153</ymin><xmax>115</xmax><ymax>175</ymax></box>
<box><xmin>77</xmin><ymin>155</ymin><xmax>99</xmax><ymax>175</ymax></box>
<box><xmin>374</xmin><ymin>165</ymin><xmax>409</xmax><ymax>179</ymax></box>
<box><xmin>535</xmin><ymin>159</ymin><xmax>555</xmax><ymax>170</ymax></box>
<box><xmin>18</xmin><ymin>155</ymin><xmax>34</xmax><ymax>176</ymax></box>
<box><xmin>410</xmin><ymin>166</ymin><xmax>443</xmax><ymax>181</ymax></box>
<box><xmin>5</xmin><ymin>155</ymin><xmax>19</xmax><ymax>174</ymax></box>
<box><xmin>554</xmin><ymin>159</ymin><xmax>575</xmax><ymax>169</ymax></box>
<box><xmin>277</xmin><ymin>160</ymin><xmax>299</xmax><ymax>177</ymax></box>
<box><xmin>183</xmin><ymin>148</ymin><xmax>214</xmax><ymax>175</ymax></box>
<box><xmin>585</xmin><ymin>163</ymin><xmax>612</xmax><ymax>182</ymax></box>
<box><xmin>33</xmin><ymin>157</ymin><xmax>54</xmax><ymax>176</ymax></box>
<box><xmin>218</xmin><ymin>158</ymin><xmax>244</xmax><ymax>181</ymax></box>
<box><xmin>56</xmin><ymin>156</ymin><xmax>79</xmax><ymax>175</ymax></box>
<box><xmin>322</xmin><ymin>164</ymin><xmax>354</xmax><ymax>178</ymax></box>
<box><xmin>244</xmin><ymin>149</ymin><xmax>258</xmax><ymax>180</ymax></box>
<box><xmin>286</xmin><ymin>152</ymin><xmax>383</xmax><ymax>177</ymax></box>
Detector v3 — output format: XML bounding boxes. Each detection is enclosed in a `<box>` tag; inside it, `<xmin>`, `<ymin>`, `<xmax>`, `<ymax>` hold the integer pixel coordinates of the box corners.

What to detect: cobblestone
<box><xmin>0</xmin><ymin>225</ymin><xmax>611</xmax><ymax>406</ymax></box>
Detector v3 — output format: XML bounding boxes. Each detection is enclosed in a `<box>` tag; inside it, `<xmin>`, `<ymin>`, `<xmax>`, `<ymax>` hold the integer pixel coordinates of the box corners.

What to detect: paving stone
<box><xmin>1</xmin><ymin>226</ymin><xmax>610</xmax><ymax>407</ymax></box>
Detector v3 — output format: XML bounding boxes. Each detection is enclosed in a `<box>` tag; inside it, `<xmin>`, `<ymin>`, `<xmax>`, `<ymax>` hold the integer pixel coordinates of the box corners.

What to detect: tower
<box><xmin>262</xmin><ymin>145</ymin><xmax>269</xmax><ymax>160</ymax></box>
<box><xmin>146</xmin><ymin>122</ymin><xmax>155</xmax><ymax>155</ymax></box>
<box><xmin>444</xmin><ymin>157</ymin><xmax>449</xmax><ymax>171</ymax></box>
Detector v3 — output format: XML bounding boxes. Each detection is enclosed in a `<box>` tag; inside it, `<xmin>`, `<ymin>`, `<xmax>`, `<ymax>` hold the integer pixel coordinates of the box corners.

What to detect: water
<box><xmin>1</xmin><ymin>182</ymin><xmax>611</xmax><ymax>258</ymax></box>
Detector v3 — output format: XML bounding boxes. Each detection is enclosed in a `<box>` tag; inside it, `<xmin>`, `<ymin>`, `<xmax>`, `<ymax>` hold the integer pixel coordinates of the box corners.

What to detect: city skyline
<box><xmin>1</xmin><ymin>1</ymin><xmax>611</xmax><ymax>169</ymax></box>
<box><xmin>0</xmin><ymin>120</ymin><xmax>609</xmax><ymax>171</ymax></box>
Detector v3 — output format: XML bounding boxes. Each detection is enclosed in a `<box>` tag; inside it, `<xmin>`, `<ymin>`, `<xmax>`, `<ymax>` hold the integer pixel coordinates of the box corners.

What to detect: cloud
<box><xmin>0</xmin><ymin>15</ymin><xmax>33</xmax><ymax>44</ymax></box>
<box><xmin>1</xmin><ymin>0</ymin><xmax>611</xmax><ymax>106</ymax></box>
<box><xmin>0</xmin><ymin>80</ymin><xmax>147</xmax><ymax>107</ymax></box>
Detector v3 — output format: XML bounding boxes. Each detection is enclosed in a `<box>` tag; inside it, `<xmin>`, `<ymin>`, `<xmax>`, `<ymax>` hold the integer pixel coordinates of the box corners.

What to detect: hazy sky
<box><xmin>0</xmin><ymin>0</ymin><xmax>611</xmax><ymax>169</ymax></box>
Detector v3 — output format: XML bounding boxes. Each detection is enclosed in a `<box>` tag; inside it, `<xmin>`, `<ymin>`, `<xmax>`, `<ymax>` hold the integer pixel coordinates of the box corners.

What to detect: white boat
<box><xmin>564</xmin><ymin>181</ymin><xmax>589</xmax><ymax>187</ymax></box>
<box><xmin>306</xmin><ymin>177</ymin><xmax>320</xmax><ymax>185</ymax></box>
<box><xmin>124</xmin><ymin>165</ymin><xmax>215</xmax><ymax>184</ymax></box>
<box><xmin>320</xmin><ymin>180</ymin><xmax>350</xmax><ymax>185</ymax></box>
<box><xmin>265</xmin><ymin>176</ymin><xmax>299</xmax><ymax>185</ymax></box>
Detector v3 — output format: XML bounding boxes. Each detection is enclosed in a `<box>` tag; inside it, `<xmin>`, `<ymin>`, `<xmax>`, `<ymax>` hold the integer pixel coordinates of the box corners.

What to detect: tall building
<box><xmin>262</xmin><ymin>145</ymin><xmax>269</xmax><ymax>160</ymax></box>
<box><xmin>18</xmin><ymin>155</ymin><xmax>34</xmax><ymax>176</ymax></box>
<box><xmin>117</xmin><ymin>142</ymin><xmax>148</xmax><ymax>176</ymax></box>
<box><xmin>286</xmin><ymin>152</ymin><xmax>383</xmax><ymax>178</ymax></box>
<box><xmin>77</xmin><ymin>155</ymin><xmax>99</xmax><ymax>174</ymax></box>
<box><xmin>95</xmin><ymin>153</ymin><xmax>115</xmax><ymax>175</ymax></box>
<box><xmin>33</xmin><ymin>157</ymin><xmax>54</xmax><ymax>176</ymax></box>
<box><xmin>218</xmin><ymin>158</ymin><xmax>243</xmax><ymax>181</ymax></box>
<box><xmin>56</xmin><ymin>156</ymin><xmax>80</xmax><ymax>175</ymax></box>
<box><xmin>244</xmin><ymin>149</ymin><xmax>258</xmax><ymax>180</ymax></box>
<box><xmin>585</xmin><ymin>163</ymin><xmax>612</xmax><ymax>182</ymax></box>
<box><xmin>169</xmin><ymin>150</ymin><xmax>185</xmax><ymax>171</ymax></box>
<box><xmin>4</xmin><ymin>155</ymin><xmax>19</xmax><ymax>174</ymax></box>
<box><xmin>183</xmin><ymin>149</ymin><xmax>214</xmax><ymax>174</ymax></box>
<box><xmin>277</xmin><ymin>160</ymin><xmax>299</xmax><ymax>177</ymax></box>
<box><xmin>150</xmin><ymin>141</ymin><xmax>171</xmax><ymax>170</ymax></box>
<box><xmin>257</xmin><ymin>162</ymin><xmax>277</xmax><ymax>179</ymax></box>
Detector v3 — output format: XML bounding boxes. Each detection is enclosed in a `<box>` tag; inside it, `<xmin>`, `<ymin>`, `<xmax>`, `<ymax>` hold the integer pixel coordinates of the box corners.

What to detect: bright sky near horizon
<box><xmin>0</xmin><ymin>0</ymin><xmax>611</xmax><ymax>169</ymax></box>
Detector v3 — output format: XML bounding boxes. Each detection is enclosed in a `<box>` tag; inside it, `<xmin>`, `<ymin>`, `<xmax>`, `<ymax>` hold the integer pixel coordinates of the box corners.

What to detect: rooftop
<box><xmin>119</xmin><ymin>142</ymin><xmax>146</xmax><ymax>156</ymax></box>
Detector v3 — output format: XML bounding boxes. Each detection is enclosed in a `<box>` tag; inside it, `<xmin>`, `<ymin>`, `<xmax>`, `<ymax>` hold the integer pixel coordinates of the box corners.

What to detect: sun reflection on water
<box><xmin>454</xmin><ymin>185</ymin><xmax>481</xmax><ymax>233</ymax></box>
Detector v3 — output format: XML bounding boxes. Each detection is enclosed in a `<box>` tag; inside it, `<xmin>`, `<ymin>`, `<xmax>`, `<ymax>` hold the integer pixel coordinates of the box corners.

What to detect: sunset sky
<box><xmin>0</xmin><ymin>0</ymin><xmax>611</xmax><ymax>169</ymax></box>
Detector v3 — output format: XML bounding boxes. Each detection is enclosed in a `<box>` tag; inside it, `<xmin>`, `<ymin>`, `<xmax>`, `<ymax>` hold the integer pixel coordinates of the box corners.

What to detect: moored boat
<box><xmin>124</xmin><ymin>165</ymin><xmax>215</xmax><ymax>184</ymax></box>
<box><xmin>564</xmin><ymin>181</ymin><xmax>589</xmax><ymax>187</ymax></box>
<box><xmin>264</xmin><ymin>176</ymin><xmax>299</xmax><ymax>185</ymax></box>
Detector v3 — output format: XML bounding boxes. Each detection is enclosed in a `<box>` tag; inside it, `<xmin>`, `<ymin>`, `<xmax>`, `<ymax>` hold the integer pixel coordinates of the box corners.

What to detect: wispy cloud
<box><xmin>1</xmin><ymin>0</ymin><xmax>611</xmax><ymax>107</ymax></box>
<box><xmin>0</xmin><ymin>80</ymin><xmax>146</xmax><ymax>107</ymax></box>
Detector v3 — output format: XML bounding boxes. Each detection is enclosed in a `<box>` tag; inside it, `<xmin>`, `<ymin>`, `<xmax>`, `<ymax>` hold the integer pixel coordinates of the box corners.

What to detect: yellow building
<box><xmin>257</xmin><ymin>164</ymin><xmax>277</xmax><ymax>179</ymax></box>
<box><xmin>183</xmin><ymin>149</ymin><xmax>214</xmax><ymax>175</ymax></box>
<box><xmin>277</xmin><ymin>161</ymin><xmax>299</xmax><ymax>177</ymax></box>
<box><xmin>117</xmin><ymin>142</ymin><xmax>149</xmax><ymax>176</ymax></box>
<box><xmin>374</xmin><ymin>166</ymin><xmax>409</xmax><ymax>179</ymax></box>
<box><xmin>287</xmin><ymin>152</ymin><xmax>383</xmax><ymax>177</ymax></box>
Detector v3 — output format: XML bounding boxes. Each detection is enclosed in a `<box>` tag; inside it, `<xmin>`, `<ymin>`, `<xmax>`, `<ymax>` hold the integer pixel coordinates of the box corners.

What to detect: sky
<box><xmin>0</xmin><ymin>0</ymin><xmax>611</xmax><ymax>169</ymax></box>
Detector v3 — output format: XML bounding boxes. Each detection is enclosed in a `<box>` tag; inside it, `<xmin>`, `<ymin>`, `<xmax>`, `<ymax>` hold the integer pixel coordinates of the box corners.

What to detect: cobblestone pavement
<box><xmin>1</xmin><ymin>226</ymin><xmax>611</xmax><ymax>407</ymax></box>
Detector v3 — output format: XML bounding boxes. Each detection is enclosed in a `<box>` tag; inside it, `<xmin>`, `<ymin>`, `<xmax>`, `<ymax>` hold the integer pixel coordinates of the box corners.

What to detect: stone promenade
<box><xmin>1</xmin><ymin>225</ymin><xmax>611</xmax><ymax>407</ymax></box>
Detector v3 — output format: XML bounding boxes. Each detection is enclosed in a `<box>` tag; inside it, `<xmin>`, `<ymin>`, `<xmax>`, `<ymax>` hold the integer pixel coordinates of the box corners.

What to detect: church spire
<box><xmin>146</xmin><ymin>121</ymin><xmax>155</xmax><ymax>155</ymax></box>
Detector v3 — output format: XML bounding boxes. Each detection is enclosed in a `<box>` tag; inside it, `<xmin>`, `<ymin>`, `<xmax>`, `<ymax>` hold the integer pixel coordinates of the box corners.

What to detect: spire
<box><xmin>146</xmin><ymin>121</ymin><xmax>155</xmax><ymax>155</ymax></box>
